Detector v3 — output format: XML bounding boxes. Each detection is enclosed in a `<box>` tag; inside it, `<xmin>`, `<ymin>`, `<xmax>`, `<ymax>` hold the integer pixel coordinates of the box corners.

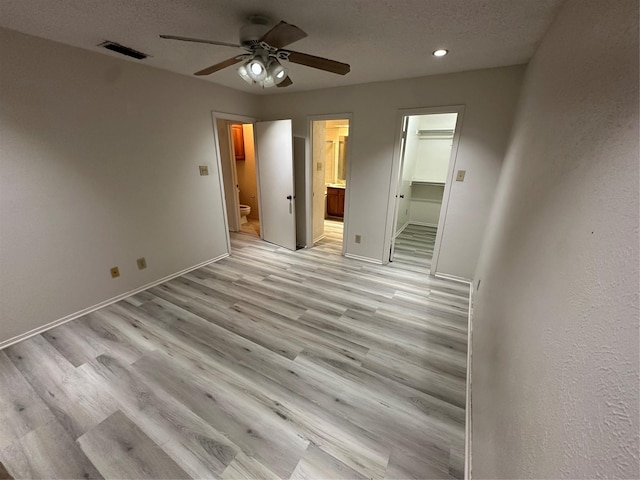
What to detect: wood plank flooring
<box><xmin>392</xmin><ymin>224</ymin><xmax>437</xmax><ymax>272</ymax></box>
<box><xmin>0</xmin><ymin>223</ymin><xmax>469</xmax><ymax>479</ymax></box>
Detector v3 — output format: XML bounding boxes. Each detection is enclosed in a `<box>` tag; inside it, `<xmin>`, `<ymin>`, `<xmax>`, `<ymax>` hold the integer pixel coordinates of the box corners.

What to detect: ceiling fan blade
<box><xmin>260</xmin><ymin>21</ymin><xmax>307</xmax><ymax>49</ymax></box>
<box><xmin>277</xmin><ymin>76</ymin><xmax>293</xmax><ymax>88</ymax></box>
<box><xmin>284</xmin><ymin>51</ymin><xmax>350</xmax><ymax>75</ymax></box>
<box><xmin>160</xmin><ymin>35</ymin><xmax>241</xmax><ymax>49</ymax></box>
<box><xmin>194</xmin><ymin>56</ymin><xmax>243</xmax><ymax>76</ymax></box>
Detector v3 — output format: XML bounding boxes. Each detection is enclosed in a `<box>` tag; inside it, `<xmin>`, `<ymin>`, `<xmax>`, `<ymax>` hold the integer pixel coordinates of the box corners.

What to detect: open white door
<box><xmin>255</xmin><ymin>119</ymin><xmax>297</xmax><ymax>251</ymax></box>
<box><xmin>389</xmin><ymin>116</ymin><xmax>410</xmax><ymax>261</ymax></box>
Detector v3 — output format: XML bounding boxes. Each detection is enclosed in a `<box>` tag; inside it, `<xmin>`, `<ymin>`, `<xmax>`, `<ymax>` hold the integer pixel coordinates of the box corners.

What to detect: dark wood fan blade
<box><xmin>160</xmin><ymin>35</ymin><xmax>241</xmax><ymax>49</ymax></box>
<box><xmin>285</xmin><ymin>51</ymin><xmax>350</xmax><ymax>75</ymax></box>
<box><xmin>260</xmin><ymin>21</ymin><xmax>307</xmax><ymax>49</ymax></box>
<box><xmin>277</xmin><ymin>76</ymin><xmax>293</xmax><ymax>88</ymax></box>
<box><xmin>194</xmin><ymin>56</ymin><xmax>243</xmax><ymax>76</ymax></box>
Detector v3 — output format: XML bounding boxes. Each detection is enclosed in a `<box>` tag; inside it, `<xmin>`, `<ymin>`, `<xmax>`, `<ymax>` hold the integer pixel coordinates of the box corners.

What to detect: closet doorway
<box><xmin>387</xmin><ymin>106</ymin><xmax>464</xmax><ymax>273</ymax></box>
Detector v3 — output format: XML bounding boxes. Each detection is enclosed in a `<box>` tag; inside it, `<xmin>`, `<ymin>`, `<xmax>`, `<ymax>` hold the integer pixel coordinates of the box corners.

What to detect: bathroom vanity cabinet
<box><xmin>326</xmin><ymin>186</ymin><xmax>345</xmax><ymax>218</ymax></box>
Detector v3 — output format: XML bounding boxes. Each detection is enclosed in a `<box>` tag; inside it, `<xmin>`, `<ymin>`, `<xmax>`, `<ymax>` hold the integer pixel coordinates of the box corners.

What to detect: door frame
<box><xmin>210</xmin><ymin>111</ymin><xmax>257</xmax><ymax>253</ymax></box>
<box><xmin>306</xmin><ymin>113</ymin><xmax>354</xmax><ymax>254</ymax></box>
<box><xmin>382</xmin><ymin>105</ymin><xmax>465</xmax><ymax>272</ymax></box>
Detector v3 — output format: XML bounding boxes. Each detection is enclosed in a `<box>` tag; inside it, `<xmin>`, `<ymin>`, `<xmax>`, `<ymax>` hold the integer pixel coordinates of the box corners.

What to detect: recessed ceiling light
<box><xmin>433</xmin><ymin>49</ymin><xmax>448</xmax><ymax>57</ymax></box>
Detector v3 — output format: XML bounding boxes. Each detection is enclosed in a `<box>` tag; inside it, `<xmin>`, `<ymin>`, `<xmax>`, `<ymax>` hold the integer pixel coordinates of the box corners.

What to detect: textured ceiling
<box><xmin>0</xmin><ymin>0</ymin><xmax>564</xmax><ymax>95</ymax></box>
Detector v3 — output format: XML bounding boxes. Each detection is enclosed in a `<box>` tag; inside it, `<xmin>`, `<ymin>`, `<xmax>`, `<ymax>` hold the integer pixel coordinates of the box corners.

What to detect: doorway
<box><xmin>230</xmin><ymin>123</ymin><xmax>261</xmax><ymax>238</ymax></box>
<box><xmin>212</xmin><ymin>113</ymin><xmax>299</xmax><ymax>252</ymax></box>
<box><xmin>308</xmin><ymin>116</ymin><xmax>351</xmax><ymax>252</ymax></box>
<box><xmin>387</xmin><ymin>106</ymin><xmax>464</xmax><ymax>273</ymax></box>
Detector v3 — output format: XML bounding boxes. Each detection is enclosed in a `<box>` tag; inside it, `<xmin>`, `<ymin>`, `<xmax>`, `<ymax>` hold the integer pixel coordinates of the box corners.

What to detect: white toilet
<box><xmin>239</xmin><ymin>204</ymin><xmax>251</xmax><ymax>224</ymax></box>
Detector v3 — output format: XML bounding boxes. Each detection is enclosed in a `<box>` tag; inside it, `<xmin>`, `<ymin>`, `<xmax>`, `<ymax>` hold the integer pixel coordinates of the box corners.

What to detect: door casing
<box><xmin>383</xmin><ymin>105</ymin><xmax>465</xmax><ymax>272</ymax></box>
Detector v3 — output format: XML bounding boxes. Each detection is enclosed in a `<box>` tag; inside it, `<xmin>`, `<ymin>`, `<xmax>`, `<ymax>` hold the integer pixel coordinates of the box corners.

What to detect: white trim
<box><xmin>0</xmin><ymin>253</ymin><xmax>229</xmax><ymax>350</ymax></box>
<box><xmin>344</xmin><ymin>253</ymin><xmax>383</xmax><ymax>265</ymax></box>
<box><xmin>306</xmin><ymin>113</ymin><xmax>354</xmax><ymax>254</ymax></box>
<box><xmin>394</xmin><ymin>220</ymin><xmax>410</xmax><ymax>238</ymax></box>
<box><xmin>408</xmin><ymin>221</ymin><xmax>439</xmax><ymax>228</ymax></box>
<box><xmin>313</xmin><ymin>234</ymin><xmax>326</xmax><ymax>244</ymax></box>
<box><xmin>465</xmin><ymin>282</ymin><xmax>474</xmax><ymax>480</ymax></box>
<box><xmin>434</xmin><ymin>271</ymin><xmax>472</xmax><ymax>284</ymax></box>
<box><xmin>410</xmin><ymin>197</ymin><xmax>443</xmax><ymax>205</ymax></box>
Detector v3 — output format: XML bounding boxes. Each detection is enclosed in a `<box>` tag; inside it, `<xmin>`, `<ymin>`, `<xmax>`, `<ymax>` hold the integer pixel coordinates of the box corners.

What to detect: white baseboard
<box><xmin>344</xmin><ymin>253</ymin><xmax>383</xmax><ymax>265</ymax></box>
<box><xmin>465</xmin><ymin>282</ymin><xmax>474</xmax><ymax>479</ymax></box>
<box><xmin>393</xmin><ymin>221</ymin><xmax>410</xmax><ymax>239</ymax></box>
<box><xmin>0</xmin><ymin>253</ymin><xmax>229</xmax><ymax>350</ymax></box>
<box><xmin>313</xmin><ymin>234</ymin><xmax>326</xmax><ymax>244</ymax></box>
<box><xmin>408</xmin><ymin>221</ymin><xmax>439</xmax><ymax>228</ymax></box>
<box><xmin>433</xmin><ymin>271</ymin><xmax>472</xmax><ymax>284</ymax></box>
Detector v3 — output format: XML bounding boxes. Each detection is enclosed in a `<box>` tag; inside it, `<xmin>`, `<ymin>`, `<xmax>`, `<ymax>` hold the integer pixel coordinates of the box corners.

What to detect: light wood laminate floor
<box><xmin>392</xmin><ymin>224</ymin><xmax>437</xmax><ymax>273</ymax></box>
<box><xmin>0</xmin><ymin>224</ymin><xmax>469</xmax><ymax>479</ymax></box>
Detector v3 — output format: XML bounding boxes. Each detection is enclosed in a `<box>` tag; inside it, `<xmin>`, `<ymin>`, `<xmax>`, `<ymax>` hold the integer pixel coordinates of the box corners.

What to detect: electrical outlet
<box><xmin>199</xmin><ymin>165</ymin><xmax>209</xmax><ymax>176</ymax></box>
<box><xmin>110</xmin><ymin>266</ymin><xmax>120</xmax><ymax>278</ymax></box>
<box><xmin>355</xmin><ymin>234</ymin><xmax>362</xmax><ymax>244</ymax></box>
<box><xmin>136</xmin><ymin>257</ymin><xmax>147</xmax><ymax>270</ymax></box>
<box><xmin>456</xmin><ymin>170</ymin><xmax>466</xmax><ymax>182</ymax></box>
<box><xmin>316</xmin><ymin>162</ymin><xmax>322</xmax><ymax>171</ymax></box>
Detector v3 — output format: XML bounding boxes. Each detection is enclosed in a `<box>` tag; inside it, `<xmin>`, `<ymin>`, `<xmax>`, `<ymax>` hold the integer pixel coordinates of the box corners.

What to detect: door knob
<box><xmin>399</xmin><ymin>194</ymin><xmax>405</xmax><ymax>198</ymax></box>
<box><xmin>286</xmin><ymin>195</ymin><xmax>293</xmax><ymax>200</ymax></box>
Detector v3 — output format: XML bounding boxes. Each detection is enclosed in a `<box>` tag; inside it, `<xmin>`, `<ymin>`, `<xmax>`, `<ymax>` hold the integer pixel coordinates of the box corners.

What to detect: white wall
<box><xmin>0</xmin><ymin>28</ymin><xmax>258</xmax><ymax>345</ymax></box>
<box><xmin>471</xmin><ymin>0</ymin><xmax>639</xmax><ymax>477</ymax></box>
<box><xmin>413</xmin><ymin>113</ymin><xmax>457</xmax><ymax>183</ymax></box>
<box><xmin>414</xmin><ymin>139</ymin><xmax>453</xmax><ymax>182</ymax></box>
<box><xmin>260</xmin><ymin>66</ymin><xmax>524</xmax><ymax>276</ymax></box>
<box><xmin>409</xmin><ymin>184</ymin><xmax>444</xmax><ymax>226</ymax></box>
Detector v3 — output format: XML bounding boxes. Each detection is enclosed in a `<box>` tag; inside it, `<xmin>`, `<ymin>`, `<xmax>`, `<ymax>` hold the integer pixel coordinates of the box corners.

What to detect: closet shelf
<box><xmin>411</xmin><ymin>181</ymin><xmax>445</xmax><ymax>187</ymax></box>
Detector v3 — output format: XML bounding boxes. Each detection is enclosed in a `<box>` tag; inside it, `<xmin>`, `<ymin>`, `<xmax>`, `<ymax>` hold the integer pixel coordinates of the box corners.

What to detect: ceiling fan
<box><xmin>160</xmin><ymin>16</ymin><xmax>350</xmax><ymax>88</ymax></box>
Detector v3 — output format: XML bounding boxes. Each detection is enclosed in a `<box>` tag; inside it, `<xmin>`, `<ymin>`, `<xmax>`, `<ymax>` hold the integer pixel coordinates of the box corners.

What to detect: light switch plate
<box><xmin>199</xmin><ymin>165</ymin><xmax>209</xmax><ymax>176</ymax></box>
<box><xmin>136</xmin><ymin>257</ymin><xmax>147</xmax><ymax>270</ymax></box>
<box><xmin>456</xmin><ymin>170</ymin><xmax>466</xmax><ymax>182</ymax></box>
<box><xmin>317</xmin><ymin>162</ymin><xmax>322</xmax><ymax>171</ymax></box>
<box><xmin>355</xmin><ymin>234</ymin><xmax>362</xmax><ymax>244</ymax></box>
<box><xmin>110</xmin><ymin>266</ymin><xmax>120</xmax><ymax>278</ymax></box>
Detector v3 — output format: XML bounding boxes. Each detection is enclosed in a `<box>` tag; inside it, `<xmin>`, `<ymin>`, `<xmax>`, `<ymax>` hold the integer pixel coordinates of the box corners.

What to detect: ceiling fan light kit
<box><xmin>160</xmin><ymin>16</ymin><xmax>350</xmax><ymax>89</ymax></box>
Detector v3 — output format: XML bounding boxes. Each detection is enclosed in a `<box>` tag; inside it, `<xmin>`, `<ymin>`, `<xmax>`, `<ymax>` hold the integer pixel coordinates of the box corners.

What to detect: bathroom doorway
<box><xmin>213</xmin><ymin>113</ymin><xmax>260</xmax><ymax>240</ymax></box>
<box><xmin>308</xmin><ymin>116</ymin><xmax>351</xmax><ymax>252</ymax></box>
<box><xmin>213</xmin><ymin>112</ymin><xmax>299</xmax><ymax>251</ymax></box>
<box><xmin>387</xmin><ymin>106</ymin><xmax>464</xmax><ymax>273</ymax></box>
<box><xmin>230</xmin><ymin>123</ymin><xmax>261</xmax><ymax>238</ymax></box>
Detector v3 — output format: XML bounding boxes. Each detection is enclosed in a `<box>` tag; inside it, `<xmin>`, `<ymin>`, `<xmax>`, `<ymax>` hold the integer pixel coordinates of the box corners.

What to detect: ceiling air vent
<box><xmin>98</xmin><ymin>41</ymin><xmax>148</xmax><ymax>60</ymax></box>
